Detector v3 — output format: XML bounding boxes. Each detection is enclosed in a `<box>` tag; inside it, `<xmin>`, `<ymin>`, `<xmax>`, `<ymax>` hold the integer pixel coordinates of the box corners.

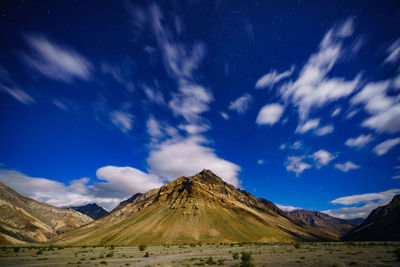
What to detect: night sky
<box><xmin>0</xmin><ymin>0</ymin><xmax>399</xmax><ymax>218</ymax></box>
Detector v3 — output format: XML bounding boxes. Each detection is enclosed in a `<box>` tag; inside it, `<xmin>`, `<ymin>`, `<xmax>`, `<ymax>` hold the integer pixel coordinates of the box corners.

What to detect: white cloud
<box><xmin>22</xmin><ymin>34</ymin><xmax>92</xmax><ymax>83</ymax></box>
<box><xmin>351</xmin><ymin>81</ymin><xmax>400</xmax><ymax>134</ymax></box>
<box><xmin>335</xmin><ymin>161</ymin><xmax>360</xmax><ymax>172</ymax></box>
<box><xmin>295</xmin><ymin>118</ymin><xmax>320</xmax><ymax>133</ymax></box>
<box><xmin>285</xmin><ymin>156</ymin><xmax>312</xmax><ymax>176</ymax></box>
<box><xmin>178</xmin><ymin>124</ymin><xmax>210</xmax><ymax>135</ymax></box>
<box><xmin>147</xmin><ymin>117</ymin><xmax>163</xmax><ymax>139</ymax></box>
<box><xmin>143</xmin><ymin>85</ymin><xmax>165</xmax><ymax>105</ymax></box>
<box><xmin>0</xmin><ymin>86</ymin><xmax>35</xmax><ymax>105</ymax></box>
<box><xmin>0</xmin><ymin>65</ymin><xmax>35</xmax><ymax>105</ymax></box>
<box><xmin>345</xmin><ymin>134</ymin><xmax>373</xmax><ymax>148</ymax></box>
<box><xmin>311</xmin><ymin>149</ymin><xmax>336</xmax><ymax>168</ymax></box>
<box><xmin>256</xmin><ymin>103</ymin><xmax>284</xmax><ymax>125</ymax></box>
<box><xmin>393</xmin><ymin>175</ymin><xmax>400</xmax><ymax>179</ymax></box>
<box><xmin>276</xmin><ymin>204</ymin><xmax>301</xmax><ymax>212</ymax></box>
<box><xmin>315</xmin><ymin>124</ymin><xmax>334</xmax><ymax>136</ymax></box>
<box><xmin>362</xmin><ymin>105</ymin><xmax>400</xmax><ymax>134</ymax></box>
<box><xmin>96</xmin><ymin>166</ymin><xmax>163</xmax><ymax>196</ymax></box>
<box><xmin>373</xmin><ymin>137</ymin><xmax>400</xmax><ymax>156</ymax></box>
<box><xmin>169</xmin><ymin>82</ymin><xmax>213</xmax><ymax>123</ymax></box>
<box><xmin>324</xmin><ymin>189</ymin><xmax>400</xmax><ymax>219</ymax></box>
<box><xmin>278</xmin><ymin>18</ymin><xmax>360</xmax><ymax>120</ymax></box>
<box><xmin>290</xmin><ymin>141</ymin><xmax>302</xmax><ymax>150</ymax></box>
<box><xmin>110</xmin><ymin>110</ymin><xmax>134</xmax><ymax>133</ymax></box>
<box><xmin>220</xmin><ymin>112</ymin><xmax>229</xmax><ymax>120</ymax></box>
<box><xmin>255</xmin><ymin>67</ymin><xmax>293</xmax><ymax>89</ymax></box>
<box><xmin>0</xmin><ymin>167</ymin><xmax>163</xmax><ymax>211</ymax></box>
<box><xmin>257</xmin><ymin>159</ymin><xmax>264</xmax><ymax>165</ymax></box>
<box><xmin>385</xmin><ymin>38</ymin><xmax>400</xmax><ymax>64</ymax></box>
<box><xmin>147</xmin><ymin>136</ymin><xmax>241</xmax><ymax>187</ymax></box>
<box><xmin>228</xmin><ymin>93</ymin><xmax>252</xmax><ymax>114</ymax></box>
<box><xmin>331</xmin><ymin>107</ymin><xmax>342</xmax><ymax>117</ymax></box>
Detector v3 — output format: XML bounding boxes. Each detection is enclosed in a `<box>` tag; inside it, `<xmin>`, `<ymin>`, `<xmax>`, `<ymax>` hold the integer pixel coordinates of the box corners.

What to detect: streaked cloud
<box><xmin>295</xmin><ymin>118</ymin><xmax>320</xmax><ymax>134</ymax></box>
<box><xmin>22</xmin><ymin>34</ymin><xmax>92</xmax><ymax>83</ymax></box>
<box><xmin>345</xmin><ymin>134</ymin><xmax>373</xmax><ymax>148</ymax></box>
<box><xmin>110</xmin><ymin>110</ymin><xmax>134</xmax><ymax>133</ymax></box>
<box><xmin>335</xmin><ymin>161</ymin><xmax>360</xmax><ymax>172</ymax></box>
<box><xmin>255</xmin><ymin>67</ymin><xmax>293</xmax><ymax>89</ymax></box>
<box><xmin>228</xmin><ymin>93</ymin><xmax>252</xmax><ymax>114</ymax></box>
<box><xmin>324</xmin><ymin>189</ymin><xmax>400</xmax><ymax>219</ymax></box>
<box><xmin>373</xmin><ymin>137</ymin><xmax>400</xmax><ymax>156</ymax></box>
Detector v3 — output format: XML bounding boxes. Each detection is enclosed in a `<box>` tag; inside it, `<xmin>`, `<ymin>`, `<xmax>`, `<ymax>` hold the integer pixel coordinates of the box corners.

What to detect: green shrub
<box><xmin>206</xmin><ymin>257</ymin><xmax>216</xmax><ymax>265</ymax></box>
<box><xmin>110</xmin><ymin>244</ymin><xmax>114</xmax><ymax>250</ymax></box>
<box><xmin>13</xmin><ymin>247</ymin><xmax>20</xmax><ymax>253</ymax></box>
<box><xmin>139</xmin><ymin>244</ymin><xmax>147</xmax><ymax>251</ymax></box>
<box><xmin>144</xmin><ymin>251</ymin><xmax>150</xmax><ymax>257</ymax></box>
<box><xmin>106</xmin><ymin>252</ymin><xmax>114</xmax><ymax>258</ymax></box>
<box><xmin>294</xmin><ymin>242</ymin><xmax>301</xmax><ymax>249</ymax></box>
<box><xmin>240</xmin><ymin>252</ymin><xmax>255</xmax><ymax>267</ymax></box>
<box><xmin>100</xmin><ymin>261</ymin><xmax>107</xmax><ymax>265</ymax></box>
<box><xmin>217</xmin><ymin>259</ymin><xmax>225</xmax><ymax>265</ymax></box>
<box><xmin>232</xmin><ymin>252</ymin><xmax>239</xmax><ymax>259</ymax></box>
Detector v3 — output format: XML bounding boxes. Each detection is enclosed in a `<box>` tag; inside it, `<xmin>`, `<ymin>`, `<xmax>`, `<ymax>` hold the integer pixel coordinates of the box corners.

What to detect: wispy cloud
<box><xmin>335</xmin><ymin>161</ymin><xmax>360</xmax><ymax>172</ymax></box>
<box><xmin>0</xmin><ymin>65</ymin><xmax>35</xmax><ymax>105</ymax></box>
<box><xmin>228</xmin><ymin>93</ymin><xmax>252</xmax><ymax>114</ymax></box>
<box><xmin>385</xmin><ymin>38</ymin><xmax>400</xmax><ymax>64</ymax></box>
<box><xmin>373</xmin><ymin>137</ymin><xmax>400</xmax><ymax>156</ymax></box>
<box><xmin>277</xmin><ymin>18</ymin><xmax>360</xmax><ymax>120</ymax></box>
<box><xmin>22</xmin><ymin>34</ymin><xmax>93</xmax><ymax>83</ymax></box>
<box><xmin>110</xmin><ymin>110</ymin><xmax>134</xmax><ymax>133</ymax></box>
<box><xmin>285</xmin><ymin>156</ymin><xmax>312</xmax><ymax>177</ymax></box>
<box><xmin>295</xmin><ymin>118</ymin><xmax>320</xmax><ymax>134</ymax></box>
<box><xmin>255</xmin><ymin>67</ymin><xmax>293</xmax><ymax>89</ymax></box>
<box><xmin>324</xmin><ymin>189</ymin><xmax>400</xmax><ymax>219</ymax></box>
<box><xmin>345</xmin><ymin>134</ymin><xmax>373</xmax><ymax>148</ymax></box>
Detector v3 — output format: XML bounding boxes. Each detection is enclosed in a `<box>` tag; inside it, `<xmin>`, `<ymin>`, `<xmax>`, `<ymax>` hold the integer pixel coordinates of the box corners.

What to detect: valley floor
<box><xmin>0</xmin><ymin>242</ymin><xmax>399</xmax><ymax>267</ymax></box>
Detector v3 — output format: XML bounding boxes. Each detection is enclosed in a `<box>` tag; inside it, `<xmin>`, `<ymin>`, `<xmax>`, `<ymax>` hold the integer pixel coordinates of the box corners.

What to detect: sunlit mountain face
<box><xmin>0</xmin><ymin>0</ymin><xmax>399</xmax><ymax>219</ymax></box>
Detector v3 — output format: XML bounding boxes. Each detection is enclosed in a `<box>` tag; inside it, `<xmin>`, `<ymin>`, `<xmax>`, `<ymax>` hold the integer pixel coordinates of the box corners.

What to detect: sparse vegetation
<box><xmin>144</xmin><ymin>251</ymin><xmax>149</xmax><ymax>257</ymax></box>
<box><xmin>240</xmin><ymin>252</ymin><xmax>255</xmax><ymax>267</ymax></box>
<box><xmin>294</xmin><ymin>242</ymin><xmax>301</xmax><ymax>249</ymax></box>
<box><xmin>233</xmin><ymin>252</ymin><xmax>239</xmax><ymax>259</ymax></box>
<box><xmin>139</xmin><ymin>244</ymin><xmax>147</xmax><ymax>251</ymax></box>
<box><xmin>206</xmin><ymin>257</ymin><xmax>216</xmax><ymax>265</ymax></box>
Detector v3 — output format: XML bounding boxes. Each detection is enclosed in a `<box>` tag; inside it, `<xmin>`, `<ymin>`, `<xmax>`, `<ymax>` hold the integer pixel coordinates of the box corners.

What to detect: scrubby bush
<box><xmin>232</xmin><ymin>252</ymin><xmax>239</xmax><ymax>259</ymax></box>
<box><xmin>139</xmin><ymin>244</ymin><xmax>147</xmax><ymax>251</ymax></box>
<box><xmin>144</xmin><ymin>251</ymin><xmax>149</xmax><ymax>257</ymax></box>
<box><xmin>206</xmin><ymin>257</ymin><xmax>216</xmax><ymax>265</ymax></box>
<box><xmin>106</xmin><ymin>252</ymin><xmax>114</xmax><ymax>258</ymax></box>
<box><xmin>240</xmin><ymin>252</ymin><xmax>254</xmax><ymax>267</ymax></box>
<box><xmin>217</xmin><ymin>259</ymin><xmax>225</xmax><ymax>265</ymax></box>
<box><xmin>13</xmin><ymin>247</ymin><xmax>20</xmax><ymax>253</ymax></box>
<box><xmin>294</xmin><ymin>242</ymin><xmax>301</xmax><ymax>249</ymax></box>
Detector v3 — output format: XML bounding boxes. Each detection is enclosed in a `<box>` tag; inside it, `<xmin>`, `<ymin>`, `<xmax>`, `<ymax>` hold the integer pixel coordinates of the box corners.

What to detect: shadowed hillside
<box><xmin>344</xmin><ymin>194</ymin><xmax>400</xmax><ymax>241</ymax></box>
<box><xmin>0</xmin><ymin>182</ymin><xmax>93</xmax><ymax>244</ymax></box>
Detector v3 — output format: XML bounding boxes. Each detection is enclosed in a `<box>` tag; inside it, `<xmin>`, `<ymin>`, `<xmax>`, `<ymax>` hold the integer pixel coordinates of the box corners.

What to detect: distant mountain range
<box><xmin>289</xmin><ymin>210</ymin><xmax>356</xmax><ymax>240</ymax></box>
<box><xmin>69</xmin><ymin>203</ymin><xmax>108</xmax><ymax>220</ymax></box>
<box><xmin>0</xmin><ymin>170</ymin><xmax>398</xmax><ymax>245</ymax></box>
<box><xmin>0</xmin><ymin>182</ymin><xmax>92</xmax><ymax>244</ymax></box>
<box><xmin>344</xmin><ymin>194</ymin><xmax>400</xmax><ymax>241</ymax></box>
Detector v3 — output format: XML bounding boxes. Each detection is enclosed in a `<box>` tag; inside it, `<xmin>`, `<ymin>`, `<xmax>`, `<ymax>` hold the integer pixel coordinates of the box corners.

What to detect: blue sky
<box><xmin>0</xmin><ymin>0</ymin><xmax>399</xmax><ymax>218</ymax></box>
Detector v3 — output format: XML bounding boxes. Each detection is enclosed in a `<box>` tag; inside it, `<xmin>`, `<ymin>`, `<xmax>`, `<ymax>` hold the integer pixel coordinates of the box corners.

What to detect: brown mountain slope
<box><xmin>289</xmin><ymin>210</ymin><xmax>355</xmax><ymax>240</ymax></box>
<box><xmin>55</xmin><ymin>170</ymin><xmax>334</xmax><ymax>245</ymax></box>
<box><xmin>344</xmin><ymin>194</ymin><xmax>400</xmax><ymax>241</ymax></box>
<box><xmin>0</xmin><ymin>182</ymin><xmax>93</xmax><ymax>244</ymax></box>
